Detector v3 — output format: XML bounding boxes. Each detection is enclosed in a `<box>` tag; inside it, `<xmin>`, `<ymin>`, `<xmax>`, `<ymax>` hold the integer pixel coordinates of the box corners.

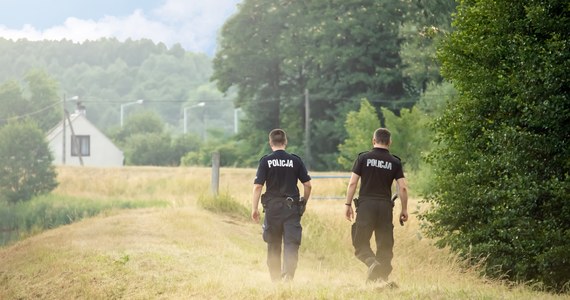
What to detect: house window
<box><xmin>71</xmin><ymin>135</ymin><xmax>90</xmax><ymax>157</ymax></box>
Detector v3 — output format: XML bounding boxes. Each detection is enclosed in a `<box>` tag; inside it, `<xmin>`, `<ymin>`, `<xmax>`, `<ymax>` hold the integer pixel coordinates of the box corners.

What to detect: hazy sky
<box><xmin>0</xmin><ymin>0</ymin><xmax>242</xmax><ymax>55</ymax></box>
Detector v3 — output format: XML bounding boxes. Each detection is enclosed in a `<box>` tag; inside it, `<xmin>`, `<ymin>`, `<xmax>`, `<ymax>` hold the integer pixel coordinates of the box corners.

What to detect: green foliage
<box><xmin>404</xmin><ymin>81</ymin><xmax>456</xmax><ymax>195</ymax></box>
<box><xmin>337</xmin><ymin>99</ymin><xmax>380</xmax><ymax>170</ymax></box>
<box><xmin>0</xmin><ymin>38</ymin><xmax>220</xmax><ymax>131</ymax></box>
<box><xmin>0</xmin><ymin>81</ymin><xmax>28</xmax><ymax>126</ymax></box>
<box><xmin>108</xmin><ymin>110</ymin><xmax>211</xmax><ymax>167</ymax></box>
<box><xmin>213</xmin><ymin>0</ymin><xmax>414</xmax><ymax>170</ymax></box>
<box><xmin>181</xmin><ymin>132</ymin><xmax>241</xmax><ymax>167</ymax></box>
<box><xmin>421</xmin><ymin>0</ymin><xmax>570</xmax><ymax>291</ymax></box>
<box><xmin>0</xmin><ymin>121</ymin><xmax>57</xmax><ymax>204</ymax></box>
<box><xmin>124</xmin><ymin>132</ymin><xmax>176</xmax><ymax>166</ymax></box>
<box><xmin>416</xmin><ymin>81</ymin><xmax>457</xmax><ymax>118</ymax></box>
<box><xmin>171</xmin><ymin>134</ymin><xmax>202</xmax><ymax>164</ymax></box>
<box><xmin>400</xmin><ymin>0</ymin><xmax>456</xmax><ymax>95</ymax></box>
<box><xmin>381</xmin><ymin>107</ymin><xmax>431</xmax><ymax>171</ymax></box>
<box><xmin>0</xmin><ymin>194</ymin><xmax>168</xmax><ymax>246</ymax></box>
<box><xmin>110</xmin><ymin>110</ymin><xmax>164</xmax><ymax>145</ymax></box>
<box><xmin>24</xmin><ymin>70</ymin><xmax>61</xmax><ymax>132</ymax></box>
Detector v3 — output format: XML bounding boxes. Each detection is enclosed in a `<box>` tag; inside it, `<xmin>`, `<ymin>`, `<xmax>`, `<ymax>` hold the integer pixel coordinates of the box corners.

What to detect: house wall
<box><xmin>48</xmin><ymin>114</ymin><xmax>124</xmax><ymax>167</ymax></box>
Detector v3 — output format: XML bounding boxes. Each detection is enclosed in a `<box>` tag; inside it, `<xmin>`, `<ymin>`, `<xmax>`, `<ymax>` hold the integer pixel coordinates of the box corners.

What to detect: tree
<box><xmin>337</xmin><ymin>99</ymin><xmax>380</xmax><ymax>170</ymax></box>
<box><xmin>124</xmin><ymin>132</ymin><xmax>175</xmax><ymax>166</ymax></box>
<box><xmin>110</xmin><ymin>110</ymin><xmax>164</xmax><ymax>146</ymax></box>
<box><xmin>25</xmin><ymin>70</ymin><xmax>61</xmax><ymax>132</ymax></box>
<box><xmin>399</xmin><ymin>0</ymin><xmax>456</xmax><ymax>95</ymax></box>
<box><xmin>0</xmin><ymin>81</ymin><xmax>29</xmax><ymax>126</ymax></box>
<box><xmin>421</xmin><ymin>0</ymin><xmax>569</xmax><ymax>290</ymax></box>
<box><xmin>213</xmin><ymin>0</ymin><xmax>412</xmax><ymax>170</ymax></box>
<box><xmin>212</xmin><ymin>0</ymin><xmax>290</xmax><ymax>163</ymax></box>
<box><xmin>0</xmin><ymin>38</ymin><xmax>218</xmax><ymax>132</ymax></box>
<box><xmin>0</xmin><ymin>121</ymin><xmax>58</xmax><ymax>204</ymax></box>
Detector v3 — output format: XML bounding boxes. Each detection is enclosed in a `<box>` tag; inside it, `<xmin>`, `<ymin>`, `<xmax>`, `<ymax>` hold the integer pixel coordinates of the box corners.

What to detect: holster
<box><xmin>353</xmin><ymin>198</ymin><xmax>359</xmax><ymax>208</ymax></box>
<box><xmin>298</xmin><ymin>197</ymin><xmax>306</xmax><ymax>216</ymax></box>
<box><xmin>260</xmin><ymin>194</ymin><xmax>268</xmax><ymax>212</ymax></box>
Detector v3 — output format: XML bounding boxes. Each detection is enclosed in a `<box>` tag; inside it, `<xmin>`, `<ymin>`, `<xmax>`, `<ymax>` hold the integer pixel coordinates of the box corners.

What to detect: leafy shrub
<box><xmin>421</xmin><ymin>0</ymin><xmax>570</xmax><ymax>291</ymax></box>
<box><xmin>0</xmin><ymin>121</ymin><xmax>58</xmax><ymax>203</ymax></box>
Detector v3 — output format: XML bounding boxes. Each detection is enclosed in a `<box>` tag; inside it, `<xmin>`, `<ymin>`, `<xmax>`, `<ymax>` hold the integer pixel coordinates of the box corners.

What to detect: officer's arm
<box><xmin>251</xmin><ymin>184</ymin><xmax>264</xmax><ymax>222</ymax></box>
<box><xmin>345</xmin><ymin>173</ymin><xmax>360</xmax><ymax>205</ymax></box>
<box><xmin>397</xmin><ymin>177</ymin><xmax>409</xmax><ymax>222</ymax></box>
<box><xmin>344</xmin><ymin>173</ymin><xmax>360</xmax><ymax>221</ymax></box>
<box><xmin>302</xmin><ymin>180</ymin><xmax>312</xmax><ymax>202</ymax></box>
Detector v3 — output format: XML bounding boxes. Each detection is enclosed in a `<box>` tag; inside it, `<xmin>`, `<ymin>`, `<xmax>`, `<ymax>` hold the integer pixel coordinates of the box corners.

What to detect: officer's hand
<box><xmin>344</xmin><ymin>205</ymin><xmax>354</xmax><ymax>222</ymax></box>
<box><xmin>400</xmin><ymin>210</ymin><xmax>409</xmax><ymax>224</ymax></box>
<box><xmin>252</xmin><ymin>209</ymin><xmax>260</xmax><ymax>222</ymax></box>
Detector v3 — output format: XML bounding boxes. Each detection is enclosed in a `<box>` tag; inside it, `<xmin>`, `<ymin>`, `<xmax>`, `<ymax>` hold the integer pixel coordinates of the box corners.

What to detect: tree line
<box><xmin>0</xmin><ymin>37</ymin><xmax>231</xmax><ymax>132</ymax></box>
<box><xmin>213</xmin><ymin>0</ymin><xmax>456</xmax><ymax>170</ymax></box>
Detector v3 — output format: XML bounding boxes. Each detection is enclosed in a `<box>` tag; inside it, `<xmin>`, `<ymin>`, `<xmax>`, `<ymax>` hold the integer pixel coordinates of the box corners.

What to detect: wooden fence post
<box><xmin>211</xmin><ymin>152</ymin><xmax>220</xmax><ymax>196</ymax></box>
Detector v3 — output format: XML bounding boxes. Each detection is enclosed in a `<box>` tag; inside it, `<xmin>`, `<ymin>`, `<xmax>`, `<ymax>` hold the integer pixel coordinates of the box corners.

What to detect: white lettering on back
<box><xmin>366</xmin><ymin>159</ymin><xmax>392</xmax><ymax>170</ymax></box>
<box><xmin>268</xmin><ymin>159</ymin><xmax>294</xmax><ymax>168</ymax></box>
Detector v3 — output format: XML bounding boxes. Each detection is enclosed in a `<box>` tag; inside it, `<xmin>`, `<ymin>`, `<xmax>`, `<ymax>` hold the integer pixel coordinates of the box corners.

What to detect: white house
<box><xmin>47</xmin><ymin>110</ymin><xmax>124</xmax><ymax>167</ymax></box>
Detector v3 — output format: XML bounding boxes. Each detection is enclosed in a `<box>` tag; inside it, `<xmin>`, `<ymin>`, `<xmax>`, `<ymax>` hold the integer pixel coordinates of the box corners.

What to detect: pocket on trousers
<box><xmin>284</xmin><ymin>223</ymin><xmax>302</xmax><ymax>245</ymax></box>
<box><xmin>351</xmin><ymin>220</ymin><xmax>373</xmax><ymax>248</ymax></box>
<box><xmin>262</xmin><ymin>223</ymin><xmax>273</xmax><ymax>243</ymax></box>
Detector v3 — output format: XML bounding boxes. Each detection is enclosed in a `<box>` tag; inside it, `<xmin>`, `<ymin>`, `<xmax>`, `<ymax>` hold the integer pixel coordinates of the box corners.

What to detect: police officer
<box><xmin>344</xmin><ymin>128</ymin><xmax>408</xmax><ymax>284</ymax></box>
<box><xmin>251</xmin><ymin>129</ymin><xmax>312</xmax><ymax>282</ymax></box>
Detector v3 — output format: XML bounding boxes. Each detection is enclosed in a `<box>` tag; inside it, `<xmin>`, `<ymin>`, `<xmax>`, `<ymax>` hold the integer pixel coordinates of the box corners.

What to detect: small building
<box><xmin>47</xmin><ymin>110</ymin><xmax>124</xmax><ymax>167</ymax></box>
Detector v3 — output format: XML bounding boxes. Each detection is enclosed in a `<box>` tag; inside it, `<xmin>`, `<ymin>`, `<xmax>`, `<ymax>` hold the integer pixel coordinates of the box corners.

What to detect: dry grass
<box><xmin>0</xmin><ymin>166</ymin><xmax>565</xmax><ymax>299</ymax></box>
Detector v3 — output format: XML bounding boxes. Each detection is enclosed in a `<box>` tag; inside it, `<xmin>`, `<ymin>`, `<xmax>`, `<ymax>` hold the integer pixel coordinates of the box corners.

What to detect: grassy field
<box><xmin>0</xmin><ymin>166</ymin><xmax>565</xmax><ymax>299</ymax></box>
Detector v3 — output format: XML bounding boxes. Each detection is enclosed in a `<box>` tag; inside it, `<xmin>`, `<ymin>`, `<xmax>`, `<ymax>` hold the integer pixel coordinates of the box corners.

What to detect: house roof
<box><xmin>46</xmin><ymin>113</ymin><xmax>81</xmax><ymax>142</ymax></box>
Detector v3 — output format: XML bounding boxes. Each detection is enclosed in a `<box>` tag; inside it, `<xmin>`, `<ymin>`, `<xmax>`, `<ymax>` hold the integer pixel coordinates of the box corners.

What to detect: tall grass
<box><xmin>197</xmin><ymin>192</ymin><xmax>250</xmax><ymax>220</ymax></box>
<box><xmin>0</xmin><ymin>194</ymin><xmax>168</xmax><ymax>246</ymax></box>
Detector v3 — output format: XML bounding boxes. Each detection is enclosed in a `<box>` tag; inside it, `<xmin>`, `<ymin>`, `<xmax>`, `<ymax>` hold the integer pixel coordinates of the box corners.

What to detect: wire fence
<box><xmin>310</xmin><ymin>174</ymin><xmax>350</xmax><ymax>200</ymax></box>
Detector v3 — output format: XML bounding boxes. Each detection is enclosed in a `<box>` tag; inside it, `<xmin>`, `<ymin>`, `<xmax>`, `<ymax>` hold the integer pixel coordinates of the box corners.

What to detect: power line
<box><xmin>0</xmin><ymin>101</ymin><xmax>61</xmax><ymax>122</ymax></box>
<box><xmin>0</xmin><ymin>94</ymin><xmax>455</xmax><ymax>122</ymax></box>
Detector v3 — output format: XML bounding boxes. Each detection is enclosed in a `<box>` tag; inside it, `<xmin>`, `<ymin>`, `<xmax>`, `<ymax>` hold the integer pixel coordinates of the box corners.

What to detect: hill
<box><xmin>0</xmin><ymin>166</ymin><xmax>564</xmax><ymax>299</ymax></box>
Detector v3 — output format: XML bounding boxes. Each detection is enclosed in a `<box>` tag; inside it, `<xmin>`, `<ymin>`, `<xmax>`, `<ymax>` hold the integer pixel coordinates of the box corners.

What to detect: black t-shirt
<box><xmin>254</xmin><ymin>150</ymin><xmax>311</xmax><ymax>198</ymax></box>
<box><xmin>351</xmin><ymin>148</ymin><xmax>404</xmax><ymax>201</ymax></box>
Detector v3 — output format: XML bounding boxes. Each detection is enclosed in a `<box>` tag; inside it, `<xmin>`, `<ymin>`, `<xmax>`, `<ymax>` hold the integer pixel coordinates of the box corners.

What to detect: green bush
<box><xmin>421</xmin><ymin>0</ymin><xmax>570</xmax><ymax>291</ymax></box>
<box><xmin>124</xmin><ymin>132</ymin><xmax>176</xmax><ymax>166</ymax></box>
<box><xmin>0</xmin><ymin>121</ymin><xmax>58</xmax><ymax>203</ymax></box>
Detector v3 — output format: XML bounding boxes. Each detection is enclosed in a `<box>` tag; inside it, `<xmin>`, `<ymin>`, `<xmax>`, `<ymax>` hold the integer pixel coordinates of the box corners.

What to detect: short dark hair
<box><xmin>374</xmin><ymin>128</ymin><xmax>391</xmax><ymax>145</ymax></box>
<box><xmin>269</xmin><ymin>129</ymin><xmax>287</xmax><ymax>146</ymax></box>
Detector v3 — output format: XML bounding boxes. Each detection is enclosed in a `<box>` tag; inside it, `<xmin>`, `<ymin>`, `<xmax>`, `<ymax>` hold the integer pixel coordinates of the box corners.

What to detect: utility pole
<box><xmin>304</xmin><ymin>89</ymin><xmax>311</xmax><ymax>170</ymax></box>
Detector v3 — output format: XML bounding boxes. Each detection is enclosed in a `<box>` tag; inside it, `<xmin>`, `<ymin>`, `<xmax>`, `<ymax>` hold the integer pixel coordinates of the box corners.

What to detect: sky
<box><xmin>0</xmin><ymin>0</ymin><xmax>242</xmax><ymax>55</ymax></box>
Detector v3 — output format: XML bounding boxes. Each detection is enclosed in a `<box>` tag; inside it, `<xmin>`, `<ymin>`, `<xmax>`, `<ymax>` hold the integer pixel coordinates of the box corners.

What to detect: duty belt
<box><xmin>261</xmin><ymin>194</ymin><xmax>304</xmax><ymax>210</ymax></box>
<box><xmin>271</xmin><ymin>196</ymin><xmax>303</xmax><ymax>208</ymax></box>
<box><xmin>284</xmin><ymin>196</ymin><xmax>301</xmax><ymax>209</ymax></box>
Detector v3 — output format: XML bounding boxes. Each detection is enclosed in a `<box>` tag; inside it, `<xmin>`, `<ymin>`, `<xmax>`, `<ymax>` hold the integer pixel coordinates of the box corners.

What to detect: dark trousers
<box><xmin>262</xmin><ymin>200</ymin><xmax>302</xmax><ymax>281</ymax></box>
<box><xmin>351</xmin><ymin>199</ymin><xmax>394</xmax><ymax>280</ymax></box>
